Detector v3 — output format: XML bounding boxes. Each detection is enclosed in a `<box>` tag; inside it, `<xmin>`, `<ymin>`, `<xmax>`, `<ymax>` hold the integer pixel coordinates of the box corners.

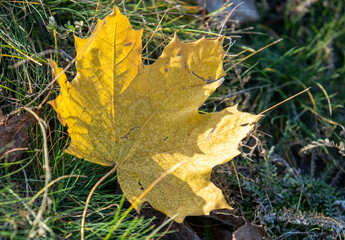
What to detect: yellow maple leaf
<box><xmin>49</xmin><ymin>6</ymin><xmax>260</xmax><ymax>223</ymax></box>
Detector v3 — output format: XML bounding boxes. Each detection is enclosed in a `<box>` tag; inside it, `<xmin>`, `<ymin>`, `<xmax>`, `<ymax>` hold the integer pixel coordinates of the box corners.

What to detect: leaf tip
<box><xmin>47</xmin><ymin>59</ymin><xmax>57</xmax><ymax>71</ymax></box>
<box><xmin>171</xmin><ymin>33</ymin><xmax>181</xmax><ymax>44</ymax></box>
<box><xmin>110</xmin><ymin>5</ymin><xmax>121</xmax><ymax>17</ymax></box>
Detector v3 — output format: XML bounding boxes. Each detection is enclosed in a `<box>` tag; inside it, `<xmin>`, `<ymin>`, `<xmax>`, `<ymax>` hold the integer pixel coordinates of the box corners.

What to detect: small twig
<box><xmin>81</xmin><ymin>164</ymin><xmax>118</xmax><ymax>240</ymax></box>
<box><xmin>227</xmin><ymin>38</ymin><xmax>283</xmax><ymax>71</ymax></box>
<box><xmin>0</xmin><ymin>34</ymin><xmax>41</xmax><ymax>66</ymax></box>
<box><xmin>143</xmin><ymin>10</ymin><xmax>168</xmax><ymax>52</ymax></box>
<box><xmin>89</xmin><ymin>0</ymin><xmax>102</xmax><ymax>34</ymax></box>
<box><xmin>8</xmin><ymin>49</ymin><xmax>73</xmax><ymax>69</ymax></box>
<box><xmin>218</xmin><ymin>2</ymin><xmax>238</xmax><ymax>36</ymax></box>
<box><xmin>259</xmin><ymin>88</ymin><xmax>311</xmax><ymax>115</ymax></box>
<box><xmin>214</xmin><ymin>84</ymin><xmax>270</xmax><ymax>106</ymax></box>
<box><xmin>307</xmin><ymin>107</ymin><xmax>344</xmax><ymax>129</ymax></box>
<box><xmin>24</xmin><ymin>107</ymin><xmax>52</xmax><ymax>238</ymax></box>
<box><xmin>316</xmin><ymin>82</ymin><xmax>332</xmax><ymax>116</ymax></box>
<box><xmin>231</xmin><ymin>161</ymin><xmax>242</xmax><ymax>198</ymax></box>
<box><xmin>0</xmin><ymin>147</ymin><xmax>28</xmax><ymax>160</ymax></box>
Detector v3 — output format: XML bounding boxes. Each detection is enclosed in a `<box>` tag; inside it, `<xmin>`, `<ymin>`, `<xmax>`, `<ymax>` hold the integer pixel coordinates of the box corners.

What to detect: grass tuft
<box><xmin>1</xmin><ymin>0</ymin><xmax>344</xmax><ymax>239</ymax></box>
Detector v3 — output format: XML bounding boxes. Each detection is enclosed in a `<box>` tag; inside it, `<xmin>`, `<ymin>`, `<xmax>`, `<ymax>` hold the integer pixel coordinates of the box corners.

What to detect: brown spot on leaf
<box><xmin>138</xmin><ymin>179</ymin><xmax>144</xmax><ymax>190</ymax></box>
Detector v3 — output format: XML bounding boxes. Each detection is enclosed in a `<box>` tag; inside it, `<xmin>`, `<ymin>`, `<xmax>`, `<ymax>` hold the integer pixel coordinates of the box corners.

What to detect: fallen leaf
<box><xmin>232</xmin><ymin>222</ymin><xmax>269</xmax><ymax>240</ymax></box>
<box><xmin>49</xmin><ymin>6</ymin><xmax>260</xmax><ymax>222</ymax></box>
<box><xmin>0</xmin><ymin>109</ymin><xmax>36</xmax><ymax>162</ymax></box>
